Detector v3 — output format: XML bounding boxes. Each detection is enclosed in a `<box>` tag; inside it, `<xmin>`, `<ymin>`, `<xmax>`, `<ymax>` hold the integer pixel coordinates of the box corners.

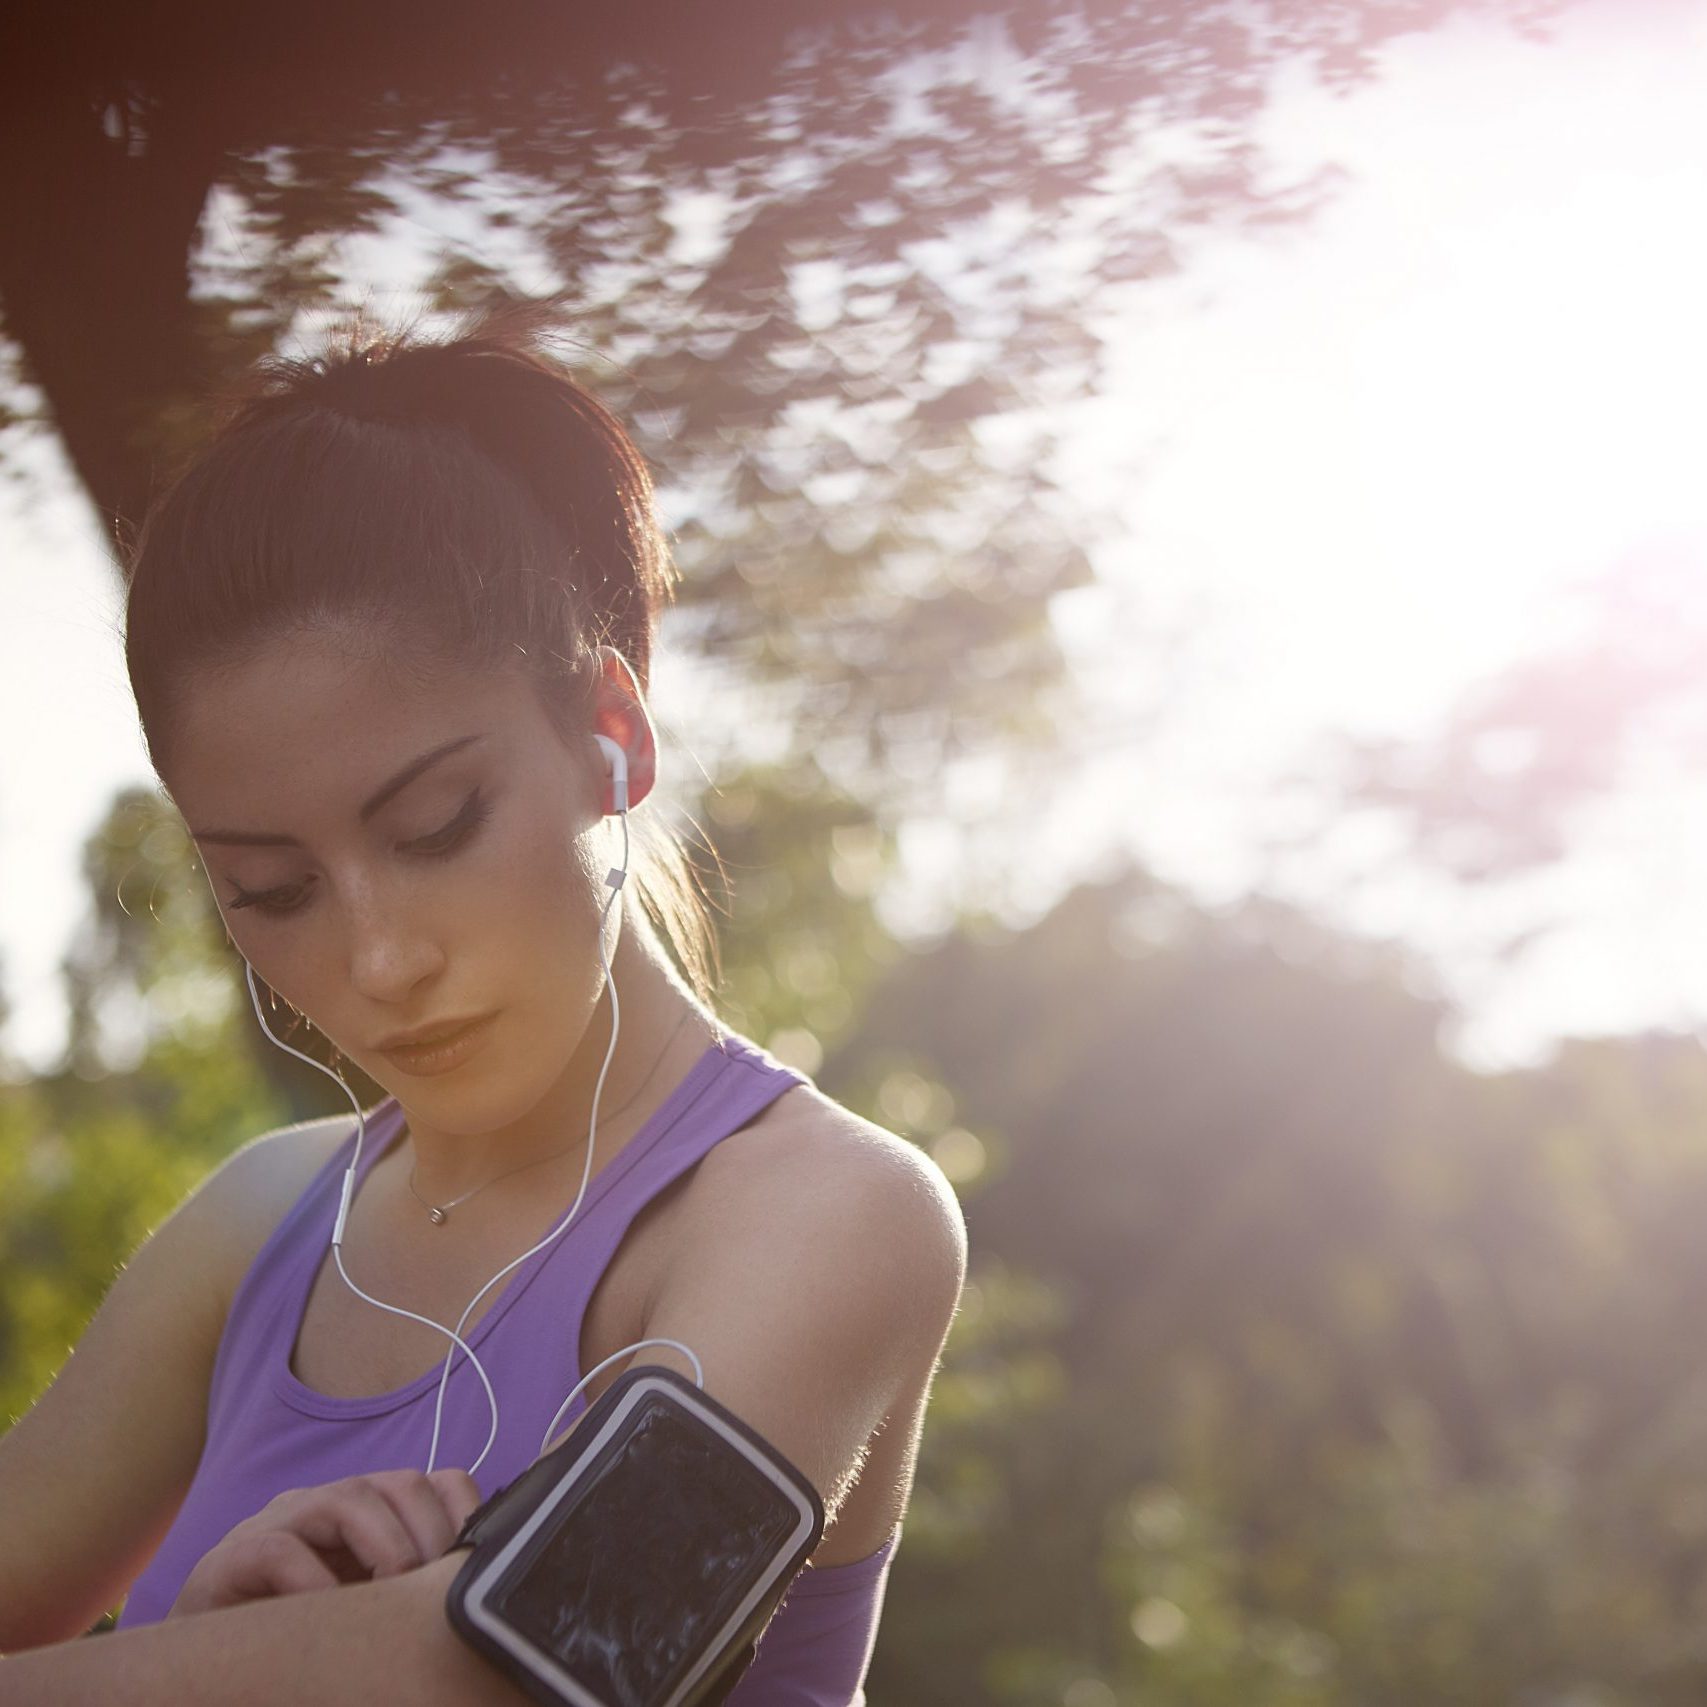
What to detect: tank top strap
<box><xmin>482</xmin><ymin>1031</ymin><xmax>812</xmax><ymax>1447</ymax></box>
<box><xmin>533</xmin><ymin>1030</ymin><xmax>810</xmax><ymax>1337</ymax></box>
<box><xmin>597</xmin><ymin>1030</ymin><xmax>811</xmax><ymax>1233</ymax></box>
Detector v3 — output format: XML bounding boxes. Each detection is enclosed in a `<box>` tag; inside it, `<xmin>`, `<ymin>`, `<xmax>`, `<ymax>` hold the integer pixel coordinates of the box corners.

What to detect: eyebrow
<box><xmin>190</xmin><ymin>734</ymin><xmax>486</xmax><ymax>847</ymax></box>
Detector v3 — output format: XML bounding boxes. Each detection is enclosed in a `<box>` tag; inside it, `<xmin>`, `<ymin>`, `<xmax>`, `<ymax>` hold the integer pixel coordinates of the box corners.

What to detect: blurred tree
<box><xmin>0</xmin><ymin>0</ymin><xmax>1551</xmax><ymax>808</ymax></box>
<box><xmin>0</xmin><ymin>790</ymin><xmax>285</xmax><ymax>1422</ymax></box>
<box><xmin>692</xmin><ymin>753</ymin><xmax>909</xmax><ymax>1058</ymax></box>
<box><xmin>828</xmin><ymin>863</ymin><xmax>1707</xmax><ymax>1702</ymax></box>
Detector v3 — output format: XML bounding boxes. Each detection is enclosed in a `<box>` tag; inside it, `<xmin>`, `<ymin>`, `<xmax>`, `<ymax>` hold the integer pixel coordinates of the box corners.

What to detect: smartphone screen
<box><xmin>487</xmin><ymin>1392</ymin><xmax>803</xmax><ymax>1706</ymax></box>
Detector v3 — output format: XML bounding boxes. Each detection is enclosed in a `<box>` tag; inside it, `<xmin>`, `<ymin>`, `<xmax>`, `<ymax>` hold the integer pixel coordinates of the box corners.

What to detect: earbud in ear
<box><xmin>593</xmin><ymin>734</ymin><xmax>629</xmax><ymax>814</ymax></box>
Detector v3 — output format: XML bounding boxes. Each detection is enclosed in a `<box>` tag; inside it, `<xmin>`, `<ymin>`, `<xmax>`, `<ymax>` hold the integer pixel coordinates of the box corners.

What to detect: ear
<box><xmin>588</xmin><ymin>645</ymin><xmax>659</xmax><ymax>814</ymax></box>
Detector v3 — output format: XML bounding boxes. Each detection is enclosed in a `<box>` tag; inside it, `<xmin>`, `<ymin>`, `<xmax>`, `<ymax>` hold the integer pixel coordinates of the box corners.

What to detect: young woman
<box><xmin>0</xmin><ymin>311</ymin><xmax>966</xmax><ymax>1704</ymax></box>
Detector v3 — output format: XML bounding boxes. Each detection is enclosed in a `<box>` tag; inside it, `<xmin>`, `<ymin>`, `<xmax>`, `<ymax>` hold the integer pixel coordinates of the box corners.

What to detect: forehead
<box><xmin>161</xmin><ymin>629</ymin><xmax>543</xmax><ymax>822</ymax></box>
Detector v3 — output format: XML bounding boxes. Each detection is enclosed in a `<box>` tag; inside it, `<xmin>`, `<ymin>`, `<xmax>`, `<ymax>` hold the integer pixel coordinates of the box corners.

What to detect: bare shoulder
<box><xmin>215</xmin><ymin>1108</ymin><xmax>357</xmax><ymax>1203</ymax></box>
<box><xmin>681</xmin><ymin>1083</ymin><xmax>968</xmax><ymax>1308</ymax></box>
<box><xmin>168</xmin><ymin>1110</ymin><xmax>360</xmax><ymax>1310</ymax></box>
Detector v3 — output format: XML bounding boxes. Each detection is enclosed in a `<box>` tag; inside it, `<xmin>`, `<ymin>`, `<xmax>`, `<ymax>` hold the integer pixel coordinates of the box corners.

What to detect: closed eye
<box><xmin>403</xmin><ymin>788</ymin><xmax>492</xmax><ymax>855</ymax></box>
<box><xmin>225</xmin><ymin>789</ymin><xmax>493</xmax><ymax>916</ymax></box>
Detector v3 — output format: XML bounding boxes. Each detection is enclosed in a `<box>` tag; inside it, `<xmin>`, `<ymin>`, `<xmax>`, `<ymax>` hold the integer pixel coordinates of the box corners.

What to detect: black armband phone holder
<box><xmin>444</xmin><ymin>1365</ymin><xmax>825</xmax><ymax>1707</ymax></box>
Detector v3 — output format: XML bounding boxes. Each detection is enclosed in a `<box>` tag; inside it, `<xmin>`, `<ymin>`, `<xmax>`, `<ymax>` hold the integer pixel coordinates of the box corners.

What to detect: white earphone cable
<box><xmin>243</xmin><ymin>960</ymin><xmax>506</xmax><ymax>1468</ymax></box>
<box><xmin>539</xmin><ymin>1335</ymin><xmax>704</xmax><ymax>1459</ymax></box>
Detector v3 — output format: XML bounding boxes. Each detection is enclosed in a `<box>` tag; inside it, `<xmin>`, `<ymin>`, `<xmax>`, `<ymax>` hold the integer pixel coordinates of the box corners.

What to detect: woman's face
<box><xmin>161</xmin><ymin>627</ymin><xmax>620</xmax><ymax>1134</ymax></box>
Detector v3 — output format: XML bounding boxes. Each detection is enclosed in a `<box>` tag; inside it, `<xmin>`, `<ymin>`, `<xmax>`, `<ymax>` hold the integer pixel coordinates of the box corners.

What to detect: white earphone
<box><xmin>241</xmin><ymin>727</ymin><xmax>701</xmax><ymax>1479</ymax></box>
<box><xmin>595</xmin><ymin>732</ymin><xmax>627</xmax><ymax>814</ymax></box>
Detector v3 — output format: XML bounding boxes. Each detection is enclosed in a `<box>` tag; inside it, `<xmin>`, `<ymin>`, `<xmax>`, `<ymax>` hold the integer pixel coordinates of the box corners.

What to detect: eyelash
<box><xmin>225</xmin><ymin>791</ymin><xmax>493</xmax><ymax>918</ymax></box>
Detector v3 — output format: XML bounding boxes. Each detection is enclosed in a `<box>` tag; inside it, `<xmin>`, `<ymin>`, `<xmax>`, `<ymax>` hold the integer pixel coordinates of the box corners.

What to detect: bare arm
<box><xmin>0</xmin><ymin>1555</ymin><xmax>494</xmax><ymax>1707</ymax></box>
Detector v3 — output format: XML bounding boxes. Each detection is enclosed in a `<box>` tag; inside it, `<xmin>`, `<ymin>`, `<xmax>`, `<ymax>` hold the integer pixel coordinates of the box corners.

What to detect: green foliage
<box><xmin>696</xmin><ymin>754</ymin><xmax>908</xmax><ymax>1063</ymax></box>
<box><xmin>832</xmin><ymin>869</ymin><xmax>1707</xmax><ymax>1704</ymax></box>
<box><xmin>0</xmin><ymin>1067</ymin><xmax>282</xmax><ymax>1425</ymax></box>
<box><xmin>0</xmin><ymin>789</ymin><xmax>284</xmax><ymax>1423</ymax></box>
<box><xmin>60</xmin><ymin>786</ymin><xmax>230</xmax><ymax>1074</ymax></box>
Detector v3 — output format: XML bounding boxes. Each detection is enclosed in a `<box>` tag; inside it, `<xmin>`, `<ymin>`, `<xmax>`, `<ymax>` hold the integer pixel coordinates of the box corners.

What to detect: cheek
<box><xmin>478</xmin><ymin>802</ymin><xmax>607</xmax><ymax>952</ymax></box>
<box><xmin>479</xmin><ymin>817</ymin><xmax>618</xmax><ymax>1053</ymax></box>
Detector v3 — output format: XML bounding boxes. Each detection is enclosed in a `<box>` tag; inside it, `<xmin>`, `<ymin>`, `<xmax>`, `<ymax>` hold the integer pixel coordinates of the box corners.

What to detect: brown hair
<box><xmin>121</xmin><ymin>305</ymin><xmax>723</xmax><ymax>1010</ymax></box>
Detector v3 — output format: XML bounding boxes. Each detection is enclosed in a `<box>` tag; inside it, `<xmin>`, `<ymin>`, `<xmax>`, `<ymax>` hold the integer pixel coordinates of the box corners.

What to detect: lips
<box><xmin>377</xmin><ymin>1012</ymin><xmax>499</xmax><ymax>1075</ymax></box>
<box><xmin>376</xmin><ymin>1013</ymin><xmax>495</xmax><ymax>1052</ymax></box>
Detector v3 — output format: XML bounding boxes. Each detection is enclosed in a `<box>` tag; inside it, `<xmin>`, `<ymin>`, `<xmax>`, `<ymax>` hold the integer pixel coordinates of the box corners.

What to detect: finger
<box><xmin>219</xmin><ymin>1532</ymin><xmax>342</xmax><ymax>1607</ymax></box>
<box><xmin>290</xmin><ymin>1482</ymin><xmax>424</xmax><ymax>1580</ymax></box>
<box><xmin>313</xmin><ymin>1542</ymin><xmax>375</xmax><ymax>1585</ymax></box>
<box><xmin>371</xmin><ymin>1468</ymin><xmax>480</xmax><ymax>1563</ymax></box>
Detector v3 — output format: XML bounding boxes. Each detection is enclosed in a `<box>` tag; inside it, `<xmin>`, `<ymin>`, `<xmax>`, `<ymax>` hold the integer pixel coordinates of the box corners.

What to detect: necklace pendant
<box><xmin>429</xmin><ymin>1206</ymin><xmax>448</xmax><ymax>1226</ymax></box>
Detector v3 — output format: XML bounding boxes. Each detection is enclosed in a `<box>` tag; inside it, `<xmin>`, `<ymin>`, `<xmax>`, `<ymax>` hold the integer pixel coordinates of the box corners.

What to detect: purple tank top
<box><xmin>118</xmin><ymin>1033</ymin><xmax>899</xmax><ymax>1703</ymax></box>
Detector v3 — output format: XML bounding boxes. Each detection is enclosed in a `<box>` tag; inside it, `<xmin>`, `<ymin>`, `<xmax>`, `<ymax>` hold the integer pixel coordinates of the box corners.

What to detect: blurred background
<box><xmin>4</xmin><ymin>0</ymin><xmax>1707</xmax><ymax>1698</ymax></box>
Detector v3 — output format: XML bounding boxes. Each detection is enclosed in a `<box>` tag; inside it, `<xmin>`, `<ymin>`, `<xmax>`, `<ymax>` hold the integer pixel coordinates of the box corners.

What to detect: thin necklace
<box><xmin>406</xmin><ymin>1010</ymin><xmax>703</xmax><ymax>1226</ymax></box>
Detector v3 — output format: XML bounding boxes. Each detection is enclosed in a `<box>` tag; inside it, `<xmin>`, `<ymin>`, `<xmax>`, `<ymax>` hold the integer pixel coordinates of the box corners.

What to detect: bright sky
<box><xmin>3</xmin><ymin>0</ymin><xmax>1704</xmax><ymax>1075</ymax></box>
<box><xmin>999</xmin><ymin>0</ymin><xmax>1707</xmax><ymax>1072</ymax></box>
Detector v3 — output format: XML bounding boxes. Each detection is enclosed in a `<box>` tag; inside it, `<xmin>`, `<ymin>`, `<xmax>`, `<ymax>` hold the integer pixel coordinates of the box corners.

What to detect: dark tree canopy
<box><xmin>0</xmin><ymin>0</ymin><xmax>1548</xmax><ymax>811</ymax></box>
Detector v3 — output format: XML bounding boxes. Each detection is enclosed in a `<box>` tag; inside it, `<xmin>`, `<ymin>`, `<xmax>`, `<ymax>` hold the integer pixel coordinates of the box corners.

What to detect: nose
<box><xmin>343</xmin><ymin>884</ymin><xmax>448</xmax><ymax>1009</ymax></box>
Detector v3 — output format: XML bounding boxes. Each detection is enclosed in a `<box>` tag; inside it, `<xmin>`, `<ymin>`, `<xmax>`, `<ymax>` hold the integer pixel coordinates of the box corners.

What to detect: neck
<box><xmin>392</xmin><ymin>917</ymin><xmax>722</xmax><ymax>1207</ymax></box>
